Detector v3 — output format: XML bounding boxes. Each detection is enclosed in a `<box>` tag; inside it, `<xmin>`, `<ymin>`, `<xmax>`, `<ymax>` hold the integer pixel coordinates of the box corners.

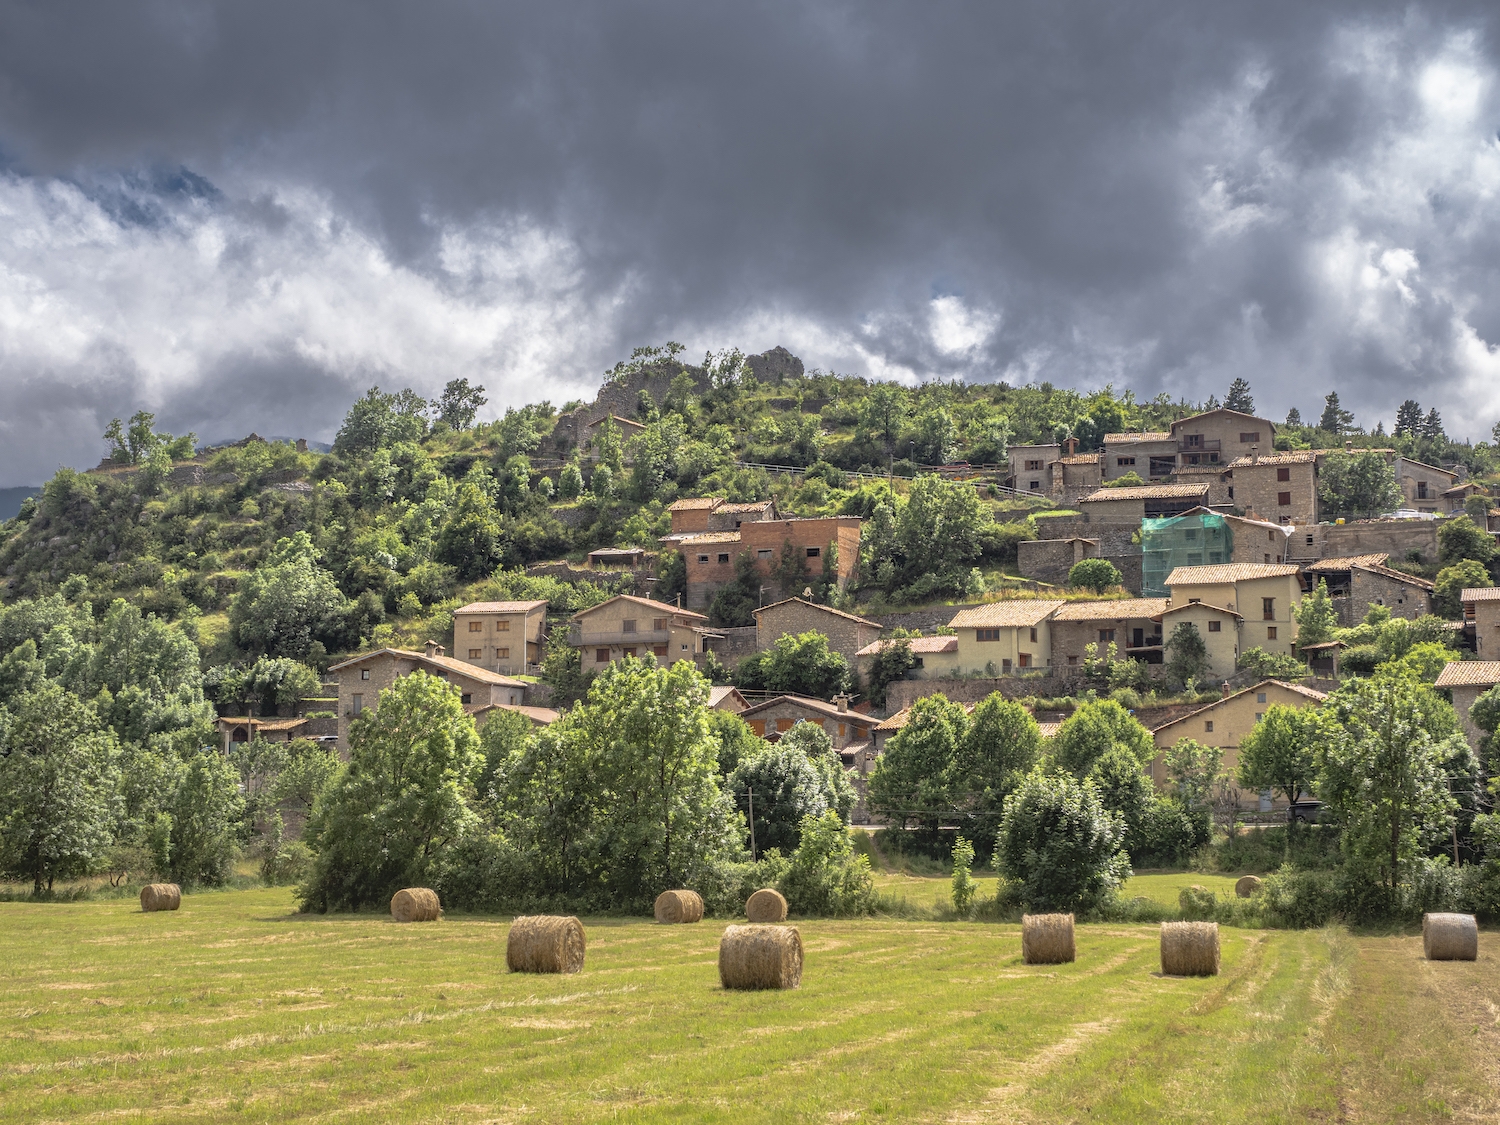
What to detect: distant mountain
<box><xmin>0</xmin><ymin>487</ymin><xmax>41</xmax><ymax>521</ymax></box>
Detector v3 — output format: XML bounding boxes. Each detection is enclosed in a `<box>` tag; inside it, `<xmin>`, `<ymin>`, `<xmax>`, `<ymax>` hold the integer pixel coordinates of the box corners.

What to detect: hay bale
<box><xmin>745</xmin><ymin>888</ymin><xmax>788</xmax><ymax>922</ymax></box>
<box><xmin>1234</xmin><ymin>875</ymin><xmax>1262</xmax><ymax>898</ymax></box>
<box><xmin>1160</xmin><ymin>921</ymin><xmax>1220</xmax><ymax>977</ymax></box>
<box><xmin>1423</xmin><ymin>912</ymin><xmax>1478</xmax><ymax>962</ymax></box>
<box><xmin>139</xmin><ymin>883</ymin><xmax>181</xmax><ymax>912</ymax></box>
<box><xmin>506</xmin><ymin>915</ymin><xmax>586</xmax><ymax>974</ymax></box>
<box><xmin>719</xmin><ymin>924</ymin><xmax>803</xmax><ymax>990</ymax></box>
<box><xmin>1021</xmin><ymin>913</ymin><xmax>1076</xmax><ymax>964</ymax></box>
<box><xmin>653</xmin><ymin>889</ymin><xmax>704</xmax><ymax>924</ymax></box>
<box><xmin>390</xmin><ymin>887</ymin><xmax>442</xmax><ymax>923</ymax></box>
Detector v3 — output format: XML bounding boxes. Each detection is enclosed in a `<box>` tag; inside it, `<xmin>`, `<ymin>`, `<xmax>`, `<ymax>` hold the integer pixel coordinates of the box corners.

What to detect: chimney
<box><xmin>835</xmin><ymin>694</ymin><xmax>849</xmax><ymax>713</ymax></box>
<box><xmin>1250</xmin><ymin>445</ymin><xmax>1259</xmax><ymax>464</ymax></box>
<box><xmin>1222</xmin><ymin>680</ymin><xmax>1232</xmax><ymax>698</ymax></box>
<box><xmin>1344</xmin><ymin>441</ymin><xmax>1353</xmax><ymax>453</ymax></box>
<box><xmin>425</xmin><ymin>640</ymin><xmax>443</xmax><ymax>658</ymax></box>
<box><xmin>1065</xmin><ymin>436</ymin><xmax>1079</xmax><ymax>456</ymax></box>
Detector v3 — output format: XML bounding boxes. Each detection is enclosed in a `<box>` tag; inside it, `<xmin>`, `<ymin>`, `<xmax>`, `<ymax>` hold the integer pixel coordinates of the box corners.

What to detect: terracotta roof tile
<box><xmin>1151</xmin><ymin>679</ymin><xmax>1327</xmax><ymax>733</ymax></box>
<box><xmin>1082</xmin><ymin>484</ymin><xmax>1211</xmax><ymax>502</ymax></box>
<box><xmin>1165</xmin><ymin>562</ymin><xmax>1300</xmax><ymax>585</ymax></box>
<box><xmin>1103</xmin><ymin>431</ymin><xmax>1171</xmax><ymax>444</ymax></box>
<box><xmin>855</xmin><ymin>635</ymin><xmax>958</xmax><ymax>657</ymax></box>
<box><xmin>1226</xmin><ymin>451</ymin><xmax>1319</xmax><ymax>467</ymax></box>
<box><xmin>1434</xmin><ymin>661</ymin><xmax>1500</xmax><ymax>688</ymax></box>
<box><xmin>455</xmin><ymin>600</ymin><xmax>549</xmax><ymax>613</ymax></box>
<box><xmin>571</xmin><ymin>594</ymin><xmax>708</xmax><ymax>620</ymax></box>
<box><xmin>1052</xmin><ymin>598</ymin><xmax>1169</xmax><ymax>621</ymax></box>
<box><xmin>947</xmin><ymin>600</ymin><xmax>1065</xmax><ymax>629</ymax></box>
<box><xmin>1303</xmin><ymin>554</ymin><xmax>1390</xmax><ymax>572</ymax></box>
<box><xmin>668</xmin><ymin>497</ymin><xmax>721</xmax><ymax>511</ymax></box>
<box><xmin>1462</xmin><ymin>588</ymin><xmax>1500</xmax><ymax>602</ymax></box>
<box><xmin>754</xmin><ymin>597</ymin><xmax>878</xmax><ymax>628</ymax></box>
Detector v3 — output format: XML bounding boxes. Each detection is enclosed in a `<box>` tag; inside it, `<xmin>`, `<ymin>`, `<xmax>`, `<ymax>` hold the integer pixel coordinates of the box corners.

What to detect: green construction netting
<box><xmin>1141</xmin><ymin>511</ymin><xmax>1232</xmax><ymax>598</ymax></box>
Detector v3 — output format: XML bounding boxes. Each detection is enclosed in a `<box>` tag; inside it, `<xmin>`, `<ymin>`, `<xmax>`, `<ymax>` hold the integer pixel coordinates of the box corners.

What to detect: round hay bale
<box><xmin>1160</xmin><ymin>921</ymin><xmax>1220</xmax><ymax>977</ymax></box>
<box><xmin>719</xmin><ymin>924</ymin><xmax>803</xmax><ymax>990</ymax></box>
<box><xmin>653</xmin><ymin>889</ymin><xmax>704</xmax><ymax>924</ymax></box>
<box><xmin>139</xmin><ymin>883</ymin><xmax>181</xmax><ymax>912</ymax></box>
<box><xmin>1021</xmin><ymin>913</ymin><xmax>1076</xmax><ymax>964</ymax></box>
<box><xmin>506</xmin><ymin>915</ymin><xmax>586</xmax><ymax>974</ymax></box>
<box><xmin>390</xmin><ymin>887</ymin><xmax>442</xmax><ymax>923</ymax></box>
<box><xmin>1234</xmin><ymin>875</ymin><xmax>1262</xmax><ymax>898</ymax></box>
<box><xmin>1423</xmin><ymin>912</ymin><xmax>1478</xmax><ymax>962</ymax></box>
<box><xmin>745</xmin><ymin>888</ymin><xmax>788</xmax><ymax>923</ymax></box>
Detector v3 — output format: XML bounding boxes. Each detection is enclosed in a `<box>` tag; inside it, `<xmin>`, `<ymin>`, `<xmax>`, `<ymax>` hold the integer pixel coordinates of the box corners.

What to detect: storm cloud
<box><xmin>1</xmin><ymin>1</ymin><xmax>1499</xmax><ymax>484</ymax></box>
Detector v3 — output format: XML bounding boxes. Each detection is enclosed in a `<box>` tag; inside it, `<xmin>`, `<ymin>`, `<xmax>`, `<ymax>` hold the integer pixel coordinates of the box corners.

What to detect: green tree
<box><xmin>167</xmin><ymin>751</ymin><xmax>246</xmax><ymax>886</ymax></box>
<box><xmin>1318</xmin><ymin>391</ymin><xmax>1355</xmax><ymax>434</ymax></box>
<box><xmin>334</xmin><ymin>386</ymin><xmax>428</xmax><ymax>456</ymax></box>
<box><xmin>1395</xmin><ymin>399</ymin><xmax>1423</xmax><ymax>438</ymax></box>
<box><xmin>229</xmin><ymin>533</ymin><xmax>347</xmax><ymax>660</ymax></box>
<box><xmin>0</xmin><ymin>685</ymin><xmax>120</xmax><ymax>894</ymax></box>
<box><xmin>953</xmin><ymin>694</ymin><xmax>1042</xmax><ymax>850</ymax></box>
<box><xmin>861</xmin><ymin>383</ymin><xmax>908</xmax><ymax>449</ymax></box>
<box><xmin>302</xmin><ymin>671</ymin><xmax>483</xmax><ymax>911</ymax></box>
<box><xmin>1434</xmin><ymin>559</ymin><xmax>1491</xmax><ymax>618</ymax></box>
<box><xmin>995</xmin><ymin>770</ymin><xmax>1130</xmax><ymax>913</ymax></box>
<box><xmin>779</xmin><ymin>720</ymin><xmax>856</xmax><ymax>824</ymax></box>
<box><xmin>1438</xmin><ymin>515</ymin><xmax>1495</xmax><ymax>566</ymax></box>
<box><xmin>912</xmin><ymin>407</ymin><xmax>958</xmax><ymax>465</ymax></box>
<box><xmin>1293</xmin><ymin>578</ymin><xmax>1338</xmax><ymax>647</ymax></box>
<box><xmin>1165</xmin><ymin>621</ymin><xmax>1210</xmax><ymax>687</ymax></box>
<box><xmin>1067</xmin><ymin>557</ymin><xmax>1123</xmax><ymax>593</ymax></box>
<box><xmin>436</xmin><ymin>378</ymin><xmax>487</xmax><ymax>430</ymax></box>
<box><xmin>1236</xmin><ymin>705</ymin><xmax>1317</xmax><ymax>806</ymax></box>
<box><xmin>890</xmin><ymin>475</ymin><xmax>991</xmax><ymax>599</ymax></box>
<box><xmin>863</xmin><ymin>631</ymin><xmax>917</xmax><ymax>709</ymax></box>
<box><xmin>950</xmin><ymin>835</ymin><xmax>977</xmax><ymax>915</ymax></box>
<box><xmin>778</xmin><ymin>810</ymin><xmax>876</xmax><ymax>916</ymax></box>
<box><xmin>1224</xmin><ymin>378</ymin><xmax>1254</xmax><ymax>415</ymax></box>
<box><xmin>734</xmin><ymin>631</ymin><xmax>851</xmax><ymax>699</ymax></box>
<box><xmin>728</xmin><ymin>741</ymin><xmax>830</xmax><ymax>855</ymax></box>
<box><xmin>868</xmin><ymin>694</ymin><xmax>968</xmax><ymax>840</ymax></box>
<box><xmin>1162</xmin><ymin>737</ymin><xmax>1223</xmax><ymax>817</ymax></box>
<box><xmin>436</xmin><ymin>474</ymin><xmax>504</xmax><ymax>581</ymax></box>
<box><xmin>1317</xmin><ymin>451</ymin><xmax>1402</xmax><ymax>518</ymax></box>
<box><xmin>1052</xmin><ymin>699</ymin><xmax>1154</xmax><ymax>778</ymax></box>
<box><xmin>708</xmin><ymin>553</ymin><xmax>764</xmax><ymax>628</ymax></box>
<box><xmin>558</xmin><ymin>461</ymin><xmax>584</xmax><ymax>500</ymax></box>
<box><xmin>1236</xmin><ymin>647</ymin><xmax>1307</xmax><ymax>679</ymax></box>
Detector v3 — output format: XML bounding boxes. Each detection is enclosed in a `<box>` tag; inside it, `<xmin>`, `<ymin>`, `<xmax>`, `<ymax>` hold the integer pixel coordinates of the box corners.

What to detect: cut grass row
<box><xmin>3</xmin><ymin>887</ymin><xmax>1497</xmax><ymax>1123</ymax></box>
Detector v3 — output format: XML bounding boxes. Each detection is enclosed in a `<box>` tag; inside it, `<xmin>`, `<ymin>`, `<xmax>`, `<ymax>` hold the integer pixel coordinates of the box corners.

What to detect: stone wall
<box><xmin>1291</xmin><ymin>520</ymin><xmax>1440</xmax><ymax>565</ymax></box>
<box><xmin>702</xmin><ymin>626</ymin><xmax>759</xmax><ymax>668</ymax></box>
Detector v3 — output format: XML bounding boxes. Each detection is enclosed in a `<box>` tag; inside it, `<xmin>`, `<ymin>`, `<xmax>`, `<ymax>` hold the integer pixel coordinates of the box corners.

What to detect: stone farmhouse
<box><xmin>1434</xmin><ymin>661</ymin><xmax>1500</xmax><ymax>749</ymax></box>
<box><xmin>1048</xmin><ymin>598</ymin><xmax>1168</xmax><ymax>669</ymax></box>
<box><xmin>1162</xmin><ymin>562</ymin><xmax>1304</xmax><ymax>677</ymax></box>
<box><xmin>945</xmin><ymin>600</ymin><xmax>1064</xmax><ymax>674</ymax></box>
<box><xmin>1302</xmin><ymin>555</ymin><xmax>1434</xmax><ymax>624</ymax></box>
<box><xmin>754</xmin><ymin>597</ymin><xmax>880</xmax><ymax>665</ymax></box>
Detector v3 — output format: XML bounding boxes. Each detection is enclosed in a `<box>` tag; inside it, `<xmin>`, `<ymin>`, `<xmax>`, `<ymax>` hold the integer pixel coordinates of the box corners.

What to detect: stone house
<box><xmin>1394</xmin><ymin>457</ymin><xmax>1459</xmax><ymax>514</ymax></box>
<box><xmin>1302</xmin><ymin>556</ymin><xmax>1434</xmax><ymax>625</ymax></box>
<box><xmin>472</xmin><ymin>703</ymin><xmax>560</xmax><ymax>727</ymax></box>
<box><xmin>1218</xmin><ymin>511</ymin><xmax>1297</xmax><ymax>565</ymax></box>
<box><xmin>1462</xmin><ymin>588</ymin><xmax>1500</xmax><ymax>658</ymax></box>
<box><xmin>664</xmin><ymin>495</ymin><xmax>779</xmax><ymax>537</ymax></box>
<box><xmin>569</xmin><ymin>594</ymin><xmax>710</xmax><ymax>669</ymax></box>
<box><xmin>1169</xmin><ymin>408</ymin><xmax>1276</xmax><ymax>470</ymax></box>
<box><xmin>328</xmin><ymin>642</ymin><xmax>531</xmax><ymax>753</ymax></box>
<box><xmin>1008</xmin><ymin>443</ymin><xmax>1061</xmax><ymax>494</ymax></box>
<box><xmin>1225</xmin><ymin>450</ymin><xmax>1319</xmax><ymax>526</ymax></box>
<box><xmin>1050</xmin><ymin>598</ymin><xmax>1168</xmax><ymax>670</ymax></box>
<box><xmin>1102</xmin><ymin>432</ymin><xmax>1178</xmax><ymax>482</ymax></box>
<box><xmin>452</xmin><ymin>599</ymin><xmax>549</xmax><ymax>676</ymax></box>
<box><xmin>1434</xmin><ymin>661</ymin><xmax>1500</xmax><ymax>749</ymax></box>
<box><xmin>739</xmin><ymin>694</ymin><xmax>876</xmax><ymax>776</ymax></box>
<box><xmin>673</xmin><ymin>516</ymin><xmax>863</xmax><ymax>609</ymax></box>
<box><xmin>854</xmin><ymin>634</ymin><xmax>961</xmax><ymax>681</ymax></box>
<box><xmin>754</xmin><ymin>597</ymin><xmax>881</xmax><ymax>665</ymax></box>
<box><xmin>1171</xmin><ymin>465</ymin><xmax>1233</xmax><ymax>507</ymax></box>
<box><xmin>1164</xmin><ymin>562</ymin><xmax>1304</xmax><ymax>665</ymax></box>
<box><xmin>1078</xmin><ymin>483</ymin><xmax>1211</xmax><ymax>524</ymax></box>
<box><xmin>1056</xmin><ymin>453</ymin><xmax>1103</xmax><ymax>501</ymax></box>
<box><xmin>947</xmin><ymin>600</ymin><xmax>1064</xmax><ymax>674</ymax></box>
<box><xmin>217</xmin><ymin>716</ymin><xmax>311</xmax><ymax>755</ymax></box>
<box><xmin>708</xmin><ymin>685</ymin><xmax>750</xmax><ymax>713</ymax></box>
<box><xmin>1148</xmin><ymin>680</ymin><xmax>1328</xmax><ymax>809</ymax></box>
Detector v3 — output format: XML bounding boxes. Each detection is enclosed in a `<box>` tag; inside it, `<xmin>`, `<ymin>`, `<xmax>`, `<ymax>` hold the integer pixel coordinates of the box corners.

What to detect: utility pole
<box><xmin>748</xmin><ymin>787</ymin><xmax>756</xmax><ymax>862</ymax></box>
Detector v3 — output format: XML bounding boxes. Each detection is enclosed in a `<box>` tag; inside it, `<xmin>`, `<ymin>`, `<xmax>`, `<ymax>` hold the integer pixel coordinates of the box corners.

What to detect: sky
<box><xmin>1</xmin><ymin>2</ymin><xmax>1499</xmax><ymax>485</ymax></box>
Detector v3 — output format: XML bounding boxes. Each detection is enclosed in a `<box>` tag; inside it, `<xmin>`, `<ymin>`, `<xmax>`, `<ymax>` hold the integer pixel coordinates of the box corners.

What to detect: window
<box><xmin>496</xmin><ymin>620</ymin><xmax>510</xmax><ymax>632</ymax></box>
<box><xmin>1239</xmin><ymin>432</ymin><xmax>1261</xmax><ymax>444</ymax></box>
<box><xmin>1185</xmin><ymin>434</ymin><xmax>1202</xmax><ymax>447</ymax></box>
<box><xmin>681</xmin><ymin>643</ymin><xmax>689</xmax><ymax>651</ymax></box>
<box><xmin>837</xmin><ymin>723</ymin><xmax>846</xmax><ymax>738</ymax></box>
<box><xmin>1029</xmin><ymin>627</ymin><xmax>1038</xmax><ymax>642</ymax></box>
<box><xmin>360</xmin><ymin>669</ymin><xmax>370</xmax><ymax>680</ymax></box>
<box><xmin>623</xmin><ymin>647</ymin><xmax>636</xmax><ymax>658</ymax></box>
<box><xmin>1262</xmin><ymin>597</ymin><xmax>1275</xmax><ymax>620</ymax></box>
<box><xmin>718</xmin><ymin>553</ymin><xmax>730</xmax><ymax>564</ymax></box>
<box><xmin>1305</xmin><ymin>534</ymin><xmax>1314</xmax><ymax>545</ymax></box>
<box><xmin>352</xmin><ymin>693</ymin><xmax>363</xmax><ymax>715</ymax></box>
<box><xmin>1277</xmin><ymin>491</ymin><xmax>1292</xmax><ymax>506</ymax></box>
<box><xmin>653</xmin><ymin>617</ymin><xmax>669</xmax><ymax>631</ymax></box>
<box><xmin>776</xmin><ymin>718</ymin><xmax>795</xmax><ymax>732</ymax></box>
<box><xmin>1099</xmin><ymin>629</ymin><xmax>1115</xmax><ymax>643</ymax></box>
<box><xmin>1025</xmin><ymin>459</ymin><xmax>1043</xmax><ymax>471</ymax></box>
<box><xmin>1264</xmin><ymin>554</ymin><xmax>1271</xmax><ymax>563</ymax></box>
<box><xmin>460</xmin><ymin>693</ymin><xmax>472</xmax><ymax>705</ymax></box>
<box><xmin>595</xmin><ymin>648</ymin><xmax>610</xmax><ymax>663</ymax></box>
<box><xmin>468</xmin><ymin>620</ymin><xmax>483</xmax><ymax>633</ymax></box>
<box><xmin>498</xmin><ymin>647</ymin><xmax>509</xmax><ymax>658</ymax></box>
<box><xmin>1276</xmin><ymin>466</ymin><xmax>1291</xmax><ymax>482</ymax></box>
<box><xmin>1204</xmin><ymin>720</ymin><xmax>1214</xmax><ymax>732</ymax></box>
<box><xmin>976</xmin><ymin>628</ymin><xmax>1002</xmax><ymax>642</ymax></box>
<box><xmin>1255</xmin><ymin>712</ymin><xmax>1263</xmax><ymax>722</ymax></box>
<box><xmin>806</xmin><ymin>547</ymin><xmax>821</xmax><ymax>558</ymax></box>
<box><xmin>757</xmin><ymin>549</ymin><xmax>773</xmax><ymax>560</ymax></box>
<box><xmin>697</xmin><ymin>554</ymin><xmax>709</xmax><ymax>563</ymax></box>
<box><xmin>1018</xmin><ymin>653</ymin><xmax>1031</xmax><ymax>668</ymax></box>
<box><xmin>622</xmin><ymin>619</ymin><xmax>637</xmax><ymax>633</ymax></box>
<box><xmin>468</xmin><ymin>648</ymin><xmax>482</xmax><ymax>659</ymax></box>
<box><xmin>1002</xmin><ymin>659</ymin><xmax>1012</xmax><ymax>671</ymax></box>
<box><xmin>1267</xmin><ymin>626</ymin><xmax>1278</xmax><ymax>640</ymax></box>
<box><xmin>1417</xmin><ymin>481</ymin><xmax>1428</xmax><ymax>499</ymax></box>
<box><xmin>653</xmin><ymin>645</ymin><xmax>668</xmax><ymax>658</ymax></box>
<box><xmin>1116</xmin><ymin>456</ymin><xmax>1136</xmax><ymax>467</ymax></box>
<box><xmin>1068</xmin><ymin>655</ymin><xmax>1079</xmax><ymax>665</ymax></box>
<box><xmin>1268</xmin><ymin>530</ymin><xmax>1276</xmax><ymax>542</ymax></box>
<box><xmin>1256</xmin><ymin>692</ymin><xmax>1267</xmax><ymax>703</ymax></box>
<box><xmin>1207</xmin><ymin>620</ymin><xmax>1222</xmax><ymax>633</ymax></box>
<box><xmin>1029</xmin><ymin>480</ymin><xmax>1040</xmax><ymax>490</ymax></box>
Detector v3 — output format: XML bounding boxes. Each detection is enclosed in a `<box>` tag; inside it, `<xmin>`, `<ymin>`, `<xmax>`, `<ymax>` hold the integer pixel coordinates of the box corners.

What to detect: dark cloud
<box><xmin>0</xmin><ymin>1</ymin><xmax>1499</xmax><ymax>483</ymax></box>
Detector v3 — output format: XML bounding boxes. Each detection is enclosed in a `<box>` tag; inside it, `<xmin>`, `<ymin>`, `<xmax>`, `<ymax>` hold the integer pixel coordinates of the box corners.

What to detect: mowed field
<box><xmin>3</xmin><ymin>887</ymin><xmax>1499</xmax><ymax>1124</ymax></box>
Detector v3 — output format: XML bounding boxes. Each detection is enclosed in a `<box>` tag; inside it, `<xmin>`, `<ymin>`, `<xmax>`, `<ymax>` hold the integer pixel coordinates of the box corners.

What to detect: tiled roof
<box><xmin>1103</xmin><ymin>431</ymin><xmax>1171</xmax><ymax>444</ymax></box>
<box><xmin>708</xmin><ymin>685</ymin><xmax>749</xmax><ymax>710</ymax></box>
<box><xmin>1165</xmin><ymin>562</ymin><xmax>1300</xmax><ymax>585</ymax></box>
<box><xmin>1303</xmin><ymin>554</ymin><xmax>1390</xmax><ymax>572</ymax></box>
<box><xmin>326</xmin><ymin>648</ymin><xmax>528</xmax><ymax>687</ymax></box>
<box><xmin>740</xmin><ymin>694</ymin><xmax>873</xmax><ymax>727</ymax></box>
<box><xmin>1152</xmin><ymin>679</ymin><xmax>1327</xmax><ymax>734</ymax></box>
<box><xmin>947</xmin><ymin>600</ymin><xmax>1065</xmax><ymax>629</ymax></box>
<box><xmin>1434</xmin><ymin>661</ymin><xmax>1500</xmax><ymax>688</ymax></box>
<box><xmin>668</xmin><ymin>497</ymin><xmax>720</xmax><ymax>511</ymax></box>
<box><xmin>754</xmin><ymin>597</ymin><xmax>878</xmax><ymax>628</ymax></box>
<box><xmin>455</xmin><ymin>600</ymin><xmax>549</xmax><ymax>613</ymax></box>
<box><xmin>1355</xmin><ymin>563</ymin><xmax>1434</xmax><ymax>590</ymax></box>
<box><xmin>1159</xmin><ymin>601</ymin><xmax>1242</xmax><ymax>619</ymax></box>
<box><xmin>216</xmin><ymin>716</ymin><xmax>308</xmax><ymax>731</ymax></box>
<box><xmin>1443</xmin><ymin>482</ymin><xmax>1483</xmax><ymax>495</ymax></box>
<box><xmin>1462</xmin><ymin>588</ymin><xmax>1500</xmax><ymax>603</ymax></box>
<box><xmin>474</xmin><ymin>703</ymin><xmax>559</xmax><ymax>725</ymax></box>
<box><xmin>1082</xmin><ymin>484</ymin><xmax>1210</xmax><ymax>502</ymax></box>
<box><xmin>1226</xmin><ymin>451</ymin><xmax>1319</xmax><ymax>468</ymax></box>
<box><xmin>1037</xmin><ymin>721</ymin><xmax>1064</xmax><ymax>739</ymax></box>
<box><xmin>571</xmin><ymin>594</ymin><xmax>708</xmax><ymax>621</ymax></box>
<box><xmin>717</xmin><ymin>500</ymin><xmax>774</xmax><ymax>513</ymax></box>
<box><xmin>855</xmin><ymin>635</ymin><xmax>958</xmax><ymax>657</ymax></box>
<box><xmin>1057</xmin><ymin>454</ymin><xmax>1101</xmax><ymax>466</ymax></box>
<box><xmin>677</xmin><ymin>531</ymin><xmax>743</xmax><ymax>545</ymax></box>
<box><xmin>1169</xmin><ymin>408</ymin><xmax>1273</xmax><ymax>432</ymax></box>
<box><xmin>1052</xmin><ymin>598</ymin><xmax>1169</xmax><ymax>621</ymax></box>
<box><xmin>1394</xmin><ymin>457</ymin><xmax>1457</xmax><ymax>478</ymax></box>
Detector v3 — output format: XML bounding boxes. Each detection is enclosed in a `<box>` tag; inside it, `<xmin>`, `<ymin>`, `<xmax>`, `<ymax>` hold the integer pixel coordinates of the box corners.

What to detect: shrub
<box><xmin>778</xmin><ymin>811</ymin><xmax>876</xmax><ymax>917</ymax></box>
<box><xmin>1338</xmin><ymin>644</ymin><xmax>1383</xmax><ymax>677</ymax></box>
<box><xmin>1067</xmin><ymin>557</ymin><xmax>1122</xmax><ymax>593</ymax></box>
<box><xmin>1258</xmin><ymin>866</ymin><xmax>1339</xmax><ymax>928</ymax></box>
<box><xmin>950</xmin><ymin>836</ymin><xmax>977</xmax><ymax>917</ymax></box>
<box><xmin>1178</xmin><ymin>884</ymin><xmax>1218</xmax><ymax>921</ymax></box>
<box><xmin>1236</xmin><ymin>647</ymin><xmax>1306</xmax><ymax>680</ymax></box>
<box><xmin>1133</xmin><ymin>798</ymin><xmax>1208</xmax><ymax>867</ymax></box>
<box><xmin>994</xmin><ymin>770</ymin><xmax>1130</xmax><ymax>914</ymax></box>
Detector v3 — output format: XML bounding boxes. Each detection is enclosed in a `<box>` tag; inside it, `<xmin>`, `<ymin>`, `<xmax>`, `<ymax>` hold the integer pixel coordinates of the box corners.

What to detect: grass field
<box><xmin>3</xmin><ymin>888</ymin><xmax>1498</xmax><ymax>1123</ymax></box>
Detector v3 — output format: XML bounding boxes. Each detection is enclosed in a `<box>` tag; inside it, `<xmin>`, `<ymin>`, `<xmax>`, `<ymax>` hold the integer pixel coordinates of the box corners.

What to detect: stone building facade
<box><xmin>569</xmin><ymin>595</ymin><xmax>710</xmax><ymax>668</ymax></box>
<box><xmin>1226</xmin><ymin>451</ymin><xmax>1319</xmax><ymax>525</ymax></box>
<box><xmin>1435</xmin><ymin>661</ymin><xmax>1500</xmax><ymax>749</ymax></box>
<box><xmin>676</xmin><ymin>516</ymin><xmax>863</xmax><ymax>609</ymax></box>
<box><xmin>1463</xmin><ymin>588</ymin><xmax>1500</xmax><ymax>658</ymax></box>
<box><xmin>1048</xmin><ymin>598</ymin><xmax>1168</xmax><ymax>669</ymax></box>
<box><xmin>753</xmin><ymin>598</ymin><xmax>881</xmax><ymax>665</ymax></box>
<box><xmin>452</xmin><ymin>599</ymin><xmax>549</xmax><ymax>676</ymax></box>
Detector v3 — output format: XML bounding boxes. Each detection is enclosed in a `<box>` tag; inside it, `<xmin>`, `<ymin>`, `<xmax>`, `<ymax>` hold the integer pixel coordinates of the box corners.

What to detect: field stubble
<box><xmin>0</xmin><ymin>887</ymin><xmax>1494</xmax><ymax>1123</ymax></box>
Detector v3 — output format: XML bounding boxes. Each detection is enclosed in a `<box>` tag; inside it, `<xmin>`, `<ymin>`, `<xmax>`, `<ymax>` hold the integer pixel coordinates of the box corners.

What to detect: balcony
<box><xmin>1177</xmin><ymin>437</ymin><xmax>1221</xmax><ymax>453</ymax></box>
<box><xmin>568</xmin><ymin>625</ymin><xmax>671</xmax><ymax>646</ymax></box>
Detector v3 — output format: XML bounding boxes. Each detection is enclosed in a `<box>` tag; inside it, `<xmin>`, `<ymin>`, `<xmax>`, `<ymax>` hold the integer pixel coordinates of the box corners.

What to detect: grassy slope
<box><xmin>3</xmin><ymin>889</ymin><xmax>1496</xmax><ymax>1123</ymax></box>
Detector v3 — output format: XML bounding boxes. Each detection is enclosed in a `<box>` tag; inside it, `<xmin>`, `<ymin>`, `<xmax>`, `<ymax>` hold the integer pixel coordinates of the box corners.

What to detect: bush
<box><xmin>1178</xmin><ymin>884</ymin><xmax>1218</xmax><ymax>921</ymax></box>
<box><xmin>1258</xmin><ymin>866</ymin><xmax>1339</xmax><ymax>928</ymax></box>
<box><xmin>262</xmin><ymin>840</ymin><xmax>314</xmax><ymax>887</ymax></box>
<box><xmin>1133</xmin><ymin>798</ymin><xmax>1208</xmax><ymax>867</ymax></box>
<box><xmin>994</xmin><ymin>770</ymin><xmax>1130</xmax><ymax>914</ymax></box>
<box><xmin>1337</xmin><ymin>644</ymin><xmax>1383</xmax><ymax>677</ymax></box>
<box><xmin>1236</xmin><ymin>647</ymin><xmax>1306</xmax><ymax>680</ymax></box>
<box><xmin>1067</xmin><ymin>558</ymin><xmax>1123</xmax><ymax>593</ymax></box>
<box><xmin>1210</xmin><ymin>824</ymin><xmax>1341</xmax><ymax>873</ymax></box>
<box><xmin>777</xmin><ymin>812</ymin><xmax>876</xmax><ymax>917</ymax></box>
